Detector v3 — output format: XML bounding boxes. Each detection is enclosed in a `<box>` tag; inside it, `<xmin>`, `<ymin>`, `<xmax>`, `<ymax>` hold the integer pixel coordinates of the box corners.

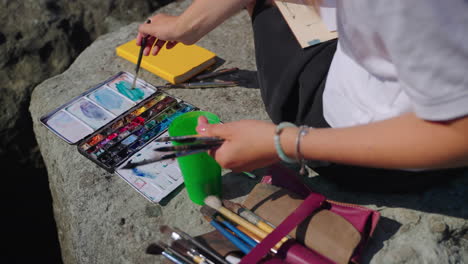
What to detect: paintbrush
<box><xmin>158</xmin><ymin>81</ymin><xmax>238</xmax><ymax>89</ymax></box>
<box><xmin>199</xmin><ymin>206</ymin><xmax>252</xmax><ymax>254</ymax></box>
<box><xmin>222</xmin><ymin>200</ymin><xmax>292</xmax><ymax>242</ymax></box>
<box><xmin>203</xmin><ymin>196</ymin><xmax>269</xmax><ymax>241</ymax></box>
<box><xmin>146</xmin><ymin>242</ymin><xmax>165</xmax><ymax>255</ymax></box>
<box><xmin>224</xmin><ymin>254</ymin><xmax>241</xmax><ymax>264</ymax></box>
<box><xmin>161</xmin><ymin>251</ymin><xmax>189</xmax><ymax>264</ymax></box>
<box><xmin>154</xmin><ymin>142</ymin><xmax>222</xmax><ymax>152</ymax></box>
<box><xmin>201</xmin><ymin>206</ymin><xmax>257</xmax><ymax>248</ymax></box>
<box><xmin>222</xmin><ymin>200</ymin><xmax>275</xmax><ymax>234</ymax></box>
<box><xmin>131</xmin><ymin>19</ymin><xmax>151</xmax><ymax>90</ymax></box>
<box><xmin>120</xmin><ymin>149</ymin><xmax>206</xmax><ymax>169</ymax></box>
<box><xmin>146</xmin><ymin>241</ymin><xmax>192</xmax><ymax>264</ymax></box>
<box><xmin>195</xmin><ymin>67</ymin><xmax>239</xmax><ymax>81</ymax></box>
<box><xmin>233</xmin><ymin>226</ymin><xmax>278</xmax><ymax>254</ymax></box>
<box><xmin>155</xmin><ymin>135</ymin><xmax>224</xmax><ymax>144</ymax></box>
<box><xmin>172</xmin><ymin>239</ymin><xmax>215</xmax><ymax>264</ymax></box>
<box><xmin>159</xmin><ymin>240</ymin><xmax>196</xmax><ymax>264</ymax></box>
<box><xmin>160</xmin><ymin>225</ymin><xmax>229</xmax><ymax>264</ymax></box>
<box><xmin>204</xmin><ymin>196</ymin><xmax>288</xmax><ymax>250</ymax></box>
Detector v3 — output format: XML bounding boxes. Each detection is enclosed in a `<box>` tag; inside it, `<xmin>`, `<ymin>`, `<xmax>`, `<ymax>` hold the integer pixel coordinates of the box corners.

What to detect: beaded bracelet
<box><xmin>274</xmin><ymin>122</ymin><xmax>297</xmax><ymax>163</ymax></box>
<box><xmin>296</xmin><ymin>126</ymin><xmax>310</xmax><ymax>175</ymax></box>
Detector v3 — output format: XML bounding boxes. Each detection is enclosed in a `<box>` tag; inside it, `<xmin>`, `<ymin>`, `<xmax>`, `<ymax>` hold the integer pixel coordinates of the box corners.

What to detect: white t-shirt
<box><xmin>323</xmin><ymin>0</ymin><xmax>468</xmax><ymax>128</ymax></box>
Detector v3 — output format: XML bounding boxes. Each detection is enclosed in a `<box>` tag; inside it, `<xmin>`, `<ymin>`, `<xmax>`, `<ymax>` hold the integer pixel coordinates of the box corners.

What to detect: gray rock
<box><xmin>1</xmin><ymin>1</ymin><xmax>174</xmax><ymax>262</ymax></box>
<box><xmin>0</xmin><ymin>0</ymin><xmax>169</xmax><ymax>166</ymax></box>
<box><xmin>30</xmin><ymin>1</ymin><xmax>265</xmax><ymax>263</ymax></box>
<box><xmin>30</xmin><ymin>1</ymin><xmax>468</xmax><ymax>263</ymax></box>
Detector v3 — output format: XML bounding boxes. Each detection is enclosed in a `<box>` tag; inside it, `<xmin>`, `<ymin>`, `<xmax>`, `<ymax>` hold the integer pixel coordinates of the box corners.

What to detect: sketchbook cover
<box><xmin>116</xmin><ymin>39</ymin><xmax>216</xmax><ymax>84</ymax></box>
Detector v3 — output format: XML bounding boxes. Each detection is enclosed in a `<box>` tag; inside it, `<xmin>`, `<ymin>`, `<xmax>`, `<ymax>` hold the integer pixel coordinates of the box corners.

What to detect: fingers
<box><xmin>140</xmin><ymin>37</ymin><xmax>168</xmax><ymax>56</ymax></box>
<box><xmin>207</xmin><ymin>147</ymin><xmax>219</xmax><ymax>159</ymax></box>
<box><xmin>137</xmin><ymin>13</ymin><xmax>181</xmax><ymax>56</ymax></box>
<box><xmin>143</xmin><ymin>36</ymin><xmax>156</xmax><ymax>56</ymax></box>
<box><xmin>196</xmin><ymin>116</ymin><xmax>228</xmax><ymax>138</ymax></box>
<box><xmin>136</xmin><ymin>32</ymin><xmax>144</xmax><ymax>46</ymax></box>
<box><xmin>138</xmin><ymin>22</ymin><xmax>154</xmax><ymax>37</ymax></box>
<box><xmin>196</xmin><ymin>116</ymin><xmax>209</xmax><ymax>134</ymax></box>
<box><xmin>136</xmin><ymin>18</ymin><xmax>152</xmax><ymax>45</ymax></box>
<box><xmin>166</xmin><ymin>41</ymin><xmax>178</xmax><ymax>49</ymax></box>
<box><xmin>152</xmin><ymin>39</ymin><xmax>167</xmax><ymax>56</ymax></box>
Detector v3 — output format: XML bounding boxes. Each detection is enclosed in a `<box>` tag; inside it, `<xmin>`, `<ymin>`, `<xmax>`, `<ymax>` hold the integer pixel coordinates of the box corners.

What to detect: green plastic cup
<box><xmin>168</xmin><ymin>111</ymin><xmax>222</xmax><ymax>205</ymax></box>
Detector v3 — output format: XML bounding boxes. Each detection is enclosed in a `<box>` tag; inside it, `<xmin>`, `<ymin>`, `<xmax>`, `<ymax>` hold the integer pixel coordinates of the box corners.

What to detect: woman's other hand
<box><xmin>196</xmin><ymin>116</ymin><xmax>280</xmax><ymax>172</ymax></box>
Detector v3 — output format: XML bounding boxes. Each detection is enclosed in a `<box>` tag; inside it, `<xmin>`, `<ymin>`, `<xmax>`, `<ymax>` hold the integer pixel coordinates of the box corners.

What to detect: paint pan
<box><xmin>40</xmin><ymin>71</ymin><xmax>202</xmax><ymax>203</ymax></box>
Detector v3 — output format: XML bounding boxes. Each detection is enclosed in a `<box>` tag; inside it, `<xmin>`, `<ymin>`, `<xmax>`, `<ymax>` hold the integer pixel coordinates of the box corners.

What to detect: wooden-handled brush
<box><xmin>204</xmin><ymin>196</ymin><xmax>287</xmax><ymax>250</ymax></box>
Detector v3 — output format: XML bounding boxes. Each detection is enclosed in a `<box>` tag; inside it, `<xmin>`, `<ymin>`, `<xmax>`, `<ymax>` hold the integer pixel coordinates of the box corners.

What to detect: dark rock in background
<box><xmin>0</xmin><ymin>1</ymin><xmax>172</xmax><ymax>263</ymax></box>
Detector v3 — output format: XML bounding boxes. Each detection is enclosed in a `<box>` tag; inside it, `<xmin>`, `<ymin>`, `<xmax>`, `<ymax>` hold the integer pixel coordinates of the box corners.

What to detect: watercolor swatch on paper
<box><xmin>88</xmin><ymin>87</ymin><xmax>135</xmax><ymax>115</ymax></box>
<box><xmin>46</xmin><ymin>110</ymin><xmax>94</xmax><ymax>143</ymax></box>
<box><xmin>106</xmin><ymin>73</ymin><xmax>155</xmax><ymax>102</ymax></box>
<box><xmin>66</xmin><ymin>98</ymin><xmax>115</xmax><ymax>129</ymax></box>
<box><xmin>116</xmin><ymin>133</ymin><xmax>184</xmax><ymax>202</ymax></box>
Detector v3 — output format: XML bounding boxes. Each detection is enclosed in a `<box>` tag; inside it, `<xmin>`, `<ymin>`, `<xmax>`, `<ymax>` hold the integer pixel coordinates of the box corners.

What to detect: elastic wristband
<box><xmin>274</xmin><ymin>122</ymin><xmax>297</xmax><ymax>163</ymax></box>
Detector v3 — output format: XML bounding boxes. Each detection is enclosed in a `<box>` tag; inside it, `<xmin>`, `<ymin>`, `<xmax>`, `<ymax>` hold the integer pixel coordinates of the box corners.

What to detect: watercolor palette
<box><xmin>40</xmin><ymin>72</ymin><xmax>199</xmax><ymax>203</ymax></box>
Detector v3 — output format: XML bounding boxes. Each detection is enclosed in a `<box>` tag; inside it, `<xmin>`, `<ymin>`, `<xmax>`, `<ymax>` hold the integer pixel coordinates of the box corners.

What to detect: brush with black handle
<box><xmin>132</xmin><ymin>19</ymin><xmax>152</xmax><ymax>89</ymax></box>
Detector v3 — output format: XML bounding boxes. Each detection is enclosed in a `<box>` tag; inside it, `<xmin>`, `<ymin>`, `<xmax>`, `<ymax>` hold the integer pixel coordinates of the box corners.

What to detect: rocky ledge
<box><xmin>30</xmin><ymin>1</ymin><xmax>467</xmax><ymax>263</ymax></box>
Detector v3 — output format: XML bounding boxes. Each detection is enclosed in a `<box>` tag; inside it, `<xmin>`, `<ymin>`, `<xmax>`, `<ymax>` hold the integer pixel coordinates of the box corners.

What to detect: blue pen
<box><xmin>218</xmin><ymin>218</ymin><xmax>258</xmax><ymax>248</ymax></box>
<box><xmin>210</xmin><ymin>219</ymin><xmax>252</xmax><ymax>254</ymax></box>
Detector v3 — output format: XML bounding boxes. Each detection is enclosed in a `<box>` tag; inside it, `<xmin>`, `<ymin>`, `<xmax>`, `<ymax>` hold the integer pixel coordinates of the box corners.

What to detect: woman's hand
<box><xmin>196</xmin><ymin>116</ymin><xmax>281</xmax><ymax>172</ymax></box>
<box><xmin>137</xmin><ymin>14</ymin><xmax>181</xmax><ymax>56</ymax></box>
<box><xmin>136</xmin><ymin>0</ymin><xmax>253</xmax><ymax>56</ymax></box>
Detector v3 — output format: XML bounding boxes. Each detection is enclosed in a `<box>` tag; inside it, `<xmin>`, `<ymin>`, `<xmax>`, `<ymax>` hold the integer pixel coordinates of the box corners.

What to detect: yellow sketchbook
<box><xmin>116</xmin><ymin>39</ymin><xmax>216</xmax><ymax>84</ymax></box>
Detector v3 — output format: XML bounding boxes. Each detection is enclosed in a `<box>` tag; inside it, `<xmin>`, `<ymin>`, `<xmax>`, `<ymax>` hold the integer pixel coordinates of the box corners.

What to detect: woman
<box><xmin>138</xmin><ymin>0</ymin><xmax>468</xmax><ymax>191</ymax></box>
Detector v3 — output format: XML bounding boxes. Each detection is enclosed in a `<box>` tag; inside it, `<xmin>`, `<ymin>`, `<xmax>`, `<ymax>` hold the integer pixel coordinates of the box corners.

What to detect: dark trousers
<box><xmin>251</xmin><ymin>1</ymin><xmax>465</xmax><ymax>193</ymax></box>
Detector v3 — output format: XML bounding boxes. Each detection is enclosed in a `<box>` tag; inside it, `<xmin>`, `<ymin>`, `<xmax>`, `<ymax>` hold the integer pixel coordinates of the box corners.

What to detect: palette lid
<box><xmin>40</xmin><ymin>71</ymin><xmax>159</xmax><ymax>144</ymax></box>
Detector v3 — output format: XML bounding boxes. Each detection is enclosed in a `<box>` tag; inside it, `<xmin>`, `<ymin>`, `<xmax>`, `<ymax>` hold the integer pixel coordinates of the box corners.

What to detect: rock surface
<box><xmin>0</xmin><ymin>0</ymin><xmax>171</xmax><ymax>173</ymax></box>
<box><xmin>30</xmin><ymin>1</ymin><xmax>265</xmax><ymax>263</ymax></box>
<box><xmin>1</xmin><ymin>1</ymin><xmax>172</xmax><ymax>263</ymax></box>
<box><xmin>30</xmin><ymin>1</ymin><xmax>467</xmax><ymax>263</ymax></box>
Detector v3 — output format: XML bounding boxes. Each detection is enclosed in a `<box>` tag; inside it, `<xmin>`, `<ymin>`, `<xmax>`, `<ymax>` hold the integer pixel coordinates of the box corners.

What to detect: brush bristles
<box><xmin>204</xmin><ymin>195</ymin><xmax>222</xmax><ymax>210</ymax></box>
<box><xmin>160</xmin><ymin>225</ymin><xmax>171</xmax><ymax>234</ymax></box>
<box><xmin>146</xmin><ymin>243</ymin><xmax>165</xmax><ymax>255</ymax></box>
<box><xmin>200</xmin><ymin>205</ymin><xmax>218</xmax><ymax>219</ymax></box>
<box><xmin>222</xmin><ymin>199</ymin><xmax>242</xmax><ymax>213</ymax></box>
